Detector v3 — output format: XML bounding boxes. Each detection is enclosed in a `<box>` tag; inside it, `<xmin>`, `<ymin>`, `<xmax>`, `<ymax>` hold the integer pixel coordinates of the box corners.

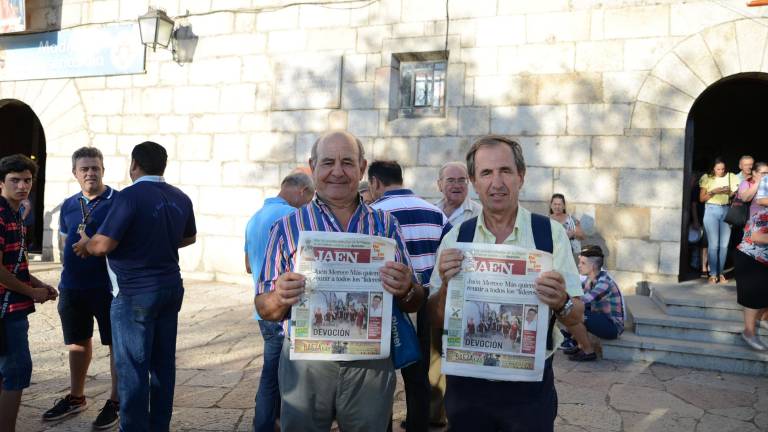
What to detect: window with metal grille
<box><xmin>392</xmin><ymin>53</ymin><xmax>447</xmax><ymax>119</ymax></box>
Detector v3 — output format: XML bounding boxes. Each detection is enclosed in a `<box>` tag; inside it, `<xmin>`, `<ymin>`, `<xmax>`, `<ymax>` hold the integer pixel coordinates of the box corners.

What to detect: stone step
<box><xmin>601</xmin><ymin>330</ymin><xmax>768</xmax><ymax>376</ymax></box>
<box><xmin>649</xmin><ymin>280</ymin><xmax>744</xmax><ymax>322</ymax></box>
<box><xmin>627</xmin><ymin>295</ymin><xmax>767</xmax><ymax>346</ymax></box>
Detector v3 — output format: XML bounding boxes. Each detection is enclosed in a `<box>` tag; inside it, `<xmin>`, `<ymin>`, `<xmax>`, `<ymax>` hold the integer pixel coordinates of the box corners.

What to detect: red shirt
<box><xmin>0</xmin><ymin>196</ymin><xmax>33</xmax><ymax>319</ymax></box>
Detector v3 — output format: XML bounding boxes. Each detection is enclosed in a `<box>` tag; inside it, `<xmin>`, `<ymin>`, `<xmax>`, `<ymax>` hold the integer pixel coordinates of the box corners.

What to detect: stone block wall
<box><xmin>5</xmin><ymin>0</ymin><xmax>768</xmax><ymax>289</ymax></box>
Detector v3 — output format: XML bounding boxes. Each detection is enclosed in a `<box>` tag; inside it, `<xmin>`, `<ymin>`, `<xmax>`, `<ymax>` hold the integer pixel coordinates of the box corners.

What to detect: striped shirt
<box><xmin>0</xmin><ymin>196</ymin><xmax>33</xmax><ymax>319</ymax></box>
<box><xmin>256</xmin><ymin>195</ymin><xmax>414</xmax><ymax>335</ymax></box>
<box><xmin>582</xmin><ymin>270</ymin><xmax>625</xmax><ymax>332</ymax></box>
<box><xmin>371</xmin><ymin>189</ymin><xmax>451</xmax><ymax>287</ymax></box>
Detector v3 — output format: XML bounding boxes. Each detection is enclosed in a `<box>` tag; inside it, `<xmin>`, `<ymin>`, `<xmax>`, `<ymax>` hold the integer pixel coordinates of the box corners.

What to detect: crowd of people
<box><xmin>0</xmin><ymin>144</ymin><xmax>196</xmax><ymax>431</ymax></box>
<box><xmin>245</xmin><ymin>132</ymin><xmax>626</xmax><ymax>432</ymax></box>
<box><xmin>0</xmin><ymin>132</ymin><xmax>763</xmax><ymax>432</ymax></box>
<box><xmin>692</xmin><ymin>155</ymin><xmax>768</xmax><ymax>351</ymax></box>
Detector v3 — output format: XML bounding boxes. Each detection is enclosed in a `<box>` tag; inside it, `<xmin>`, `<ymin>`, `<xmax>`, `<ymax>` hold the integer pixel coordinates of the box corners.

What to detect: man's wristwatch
<box><xmin>554</xmin><ymin>294</ymin><xmax>573</xmax><ymax>318</ymax></box>
<box><xmin>401</xmin><ymin>285</ymin><xmax>417</xmax><ymax>303</ymax></box>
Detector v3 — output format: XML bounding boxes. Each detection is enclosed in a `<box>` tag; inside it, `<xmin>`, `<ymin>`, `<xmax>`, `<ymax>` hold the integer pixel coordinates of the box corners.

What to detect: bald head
<box><xmin>438</xmin><ymin>161</ymin><xmax>468</xmax><ymax>180</ymax></box>
<box><xmin>309</xmin><ymin>130</ymin><xmax>368</xmax><ymax>206</ymax></box>
<box><xmin>279</xmin><ymin>172</ymin><xmax>315</xmax><ymax>208</ymax></box>
<box><xmin>437</xmin><ymin>161</ymin><xmax>470</xmax><ymax>208</ymax></box>
<box><xmin>310</xmin><ymin>131</ymin><xmax>365</xmax><ymax>169</ymax></box>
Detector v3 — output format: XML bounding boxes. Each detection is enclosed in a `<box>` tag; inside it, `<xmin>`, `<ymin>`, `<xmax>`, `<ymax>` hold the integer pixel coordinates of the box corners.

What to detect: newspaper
<box><xmin>289</xmin><ymin>231</ymin><xmax>394</xmax><ymax>361</ymax></box>
<box><xmin>442</xmin><ymin>243</ymin><xmax>553</xmax><ymax>382</ymax></box>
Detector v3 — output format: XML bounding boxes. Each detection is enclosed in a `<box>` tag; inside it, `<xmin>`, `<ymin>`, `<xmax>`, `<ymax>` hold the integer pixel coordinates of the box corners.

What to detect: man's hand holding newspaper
<box><xmin>275</xmin><ymin>272</ymin><xmax>306</xmax><ymax>306</ymax></box>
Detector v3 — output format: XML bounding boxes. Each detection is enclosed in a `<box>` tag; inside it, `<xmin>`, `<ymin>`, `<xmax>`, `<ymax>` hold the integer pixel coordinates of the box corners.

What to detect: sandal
<box><xmin>719</xmin><ymin>275</ymin><xmax>728</xmax><ymax>283</ymax></box>
<box><xmin>708</xmin><ymin>276</ymin><xmax>718</xmax><ymax>284</ymax></box>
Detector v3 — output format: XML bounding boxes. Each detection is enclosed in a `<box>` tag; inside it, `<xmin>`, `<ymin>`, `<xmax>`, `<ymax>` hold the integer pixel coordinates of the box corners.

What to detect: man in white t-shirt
<box><xmin>435</xmin><ymin>162</ymin><xmax>481</xmax><ymax>226</ymax></box>
<box><xmin>523</xmin><ymin>308</ymin><xmax>538</xmax><ymax>332</ymax></box>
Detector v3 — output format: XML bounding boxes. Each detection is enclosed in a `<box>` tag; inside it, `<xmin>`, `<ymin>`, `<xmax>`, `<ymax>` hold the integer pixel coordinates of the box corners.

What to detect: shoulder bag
<box><xmin>725</xmin><ymin>175</ymin><xmax>750</xmax><ymax>227</ymax></box>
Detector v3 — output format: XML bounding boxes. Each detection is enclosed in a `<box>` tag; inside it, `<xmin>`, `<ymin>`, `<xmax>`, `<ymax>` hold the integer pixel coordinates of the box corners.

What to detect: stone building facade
<box><xmin>1</xmin><ymin>0</ymin><xmax>766</xmax><ymax>288</ymax></box>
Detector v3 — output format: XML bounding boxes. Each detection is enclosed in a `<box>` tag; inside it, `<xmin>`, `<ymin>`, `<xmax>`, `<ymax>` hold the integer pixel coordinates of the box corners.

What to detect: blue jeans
<box><xmin>0</xmin><ymin>316</ymin><xmax>32</xmax><ymax>391</ymax></box>
<box><xmin>111</xmin><ymin>286</ymin><xmax>184</xmax><ymax>432</ymax></box>
<box><xmin>584</xmin><ymin>311</ymin><xmax>621</xmax><ymax>339</ymax></box>
<box><xmin>703</xmin><ymin>204</ymin><xmax>731</xmax><ymax>276</ymax></box>
<box><xmin>253</xmin><ymin>320</ymin><xmax>284</xmax><ymax>432</ymax></box>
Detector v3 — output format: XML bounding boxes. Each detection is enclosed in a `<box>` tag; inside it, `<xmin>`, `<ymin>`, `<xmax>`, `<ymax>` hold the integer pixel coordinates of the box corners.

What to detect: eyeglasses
<box><xmin>442</xmin><ymin>177</ymin><xmax>468</xmax><ymax>185</ymax></box>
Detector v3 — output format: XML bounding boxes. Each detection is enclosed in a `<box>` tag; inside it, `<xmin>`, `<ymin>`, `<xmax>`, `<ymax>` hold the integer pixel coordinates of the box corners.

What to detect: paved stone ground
<box><xmin>14</xmin><ymin>274</ymin><xmax>768</xmax><ymax>432</ymax></box>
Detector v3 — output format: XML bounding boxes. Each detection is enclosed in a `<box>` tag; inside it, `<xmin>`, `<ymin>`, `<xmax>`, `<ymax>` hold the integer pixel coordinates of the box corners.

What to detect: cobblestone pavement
<box><xmin>14</xmin><ymin>275</ymin><xmax>768</xmax><ymax>432</ymax></box>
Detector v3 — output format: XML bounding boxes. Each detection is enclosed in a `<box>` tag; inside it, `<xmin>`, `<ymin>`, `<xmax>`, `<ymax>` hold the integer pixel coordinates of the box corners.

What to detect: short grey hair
<box><xmin>309</xmin><ymin>131</ymin><xmax>365</xmax><ymax>168</ymax></box>
<box><xmin>438</xmin><ymin>161</ymin><xmax>468</xmax><ymax>180</ymax></box>
<box><xmin>465</xmin><ymin>135</ymin><xmax>525</xmax><ymax>179</ymax></box>
<box><xmin>281</xmin><ymin>172</ymin><xmax>314</xmax><ymax>191</ymax></box>
<box><xmin>71</xmin><ymin>146</ymin><xmax>104</xmax><ymax>170</ymax></box>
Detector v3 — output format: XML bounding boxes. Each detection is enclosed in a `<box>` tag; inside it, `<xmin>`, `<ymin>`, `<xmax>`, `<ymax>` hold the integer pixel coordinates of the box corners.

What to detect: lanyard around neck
<box><xmin>79</xmin><ymin>195</ymin><xmax>102</xmax><ymax>226</ymax></box>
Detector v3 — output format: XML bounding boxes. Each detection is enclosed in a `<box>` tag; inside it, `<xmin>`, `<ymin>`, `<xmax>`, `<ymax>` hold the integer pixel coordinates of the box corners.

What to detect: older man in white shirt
<box><xmin>436</xmin><ymin>162</ymin><xmax>482</xmax><ymax>226</ymax></box>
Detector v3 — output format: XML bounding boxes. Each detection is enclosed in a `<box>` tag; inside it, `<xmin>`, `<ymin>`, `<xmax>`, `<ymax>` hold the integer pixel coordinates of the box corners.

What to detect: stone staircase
<box><xmin>601</xmin><ymin>280</ymin><xmax>768</xmax><ymax>375</ymax></box>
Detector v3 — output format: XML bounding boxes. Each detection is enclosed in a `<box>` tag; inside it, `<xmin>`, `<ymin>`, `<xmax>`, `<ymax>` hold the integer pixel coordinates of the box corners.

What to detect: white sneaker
<box><xmin>741</xmin><ymin>332</ymin><xmax>768</xmax><ymax>351</ymax></box>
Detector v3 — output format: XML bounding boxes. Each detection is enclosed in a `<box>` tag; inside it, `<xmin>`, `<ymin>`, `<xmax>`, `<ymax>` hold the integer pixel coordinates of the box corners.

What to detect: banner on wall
<box><xmin>0</xmin><ymin>23</ymin><xmax>145</xmax><ymax>81</ymax></box>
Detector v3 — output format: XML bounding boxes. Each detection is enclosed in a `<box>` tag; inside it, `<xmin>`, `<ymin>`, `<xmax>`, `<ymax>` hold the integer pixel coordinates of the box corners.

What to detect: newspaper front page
<box><xmin>290</xmin><ymin>231</ymin><xmax>394</xmax><ymax>361</ymax></box>
<box><xmin>442</xmin><ymin>243</ymin><xmax>553</xmax><ymax>381</ymax></box>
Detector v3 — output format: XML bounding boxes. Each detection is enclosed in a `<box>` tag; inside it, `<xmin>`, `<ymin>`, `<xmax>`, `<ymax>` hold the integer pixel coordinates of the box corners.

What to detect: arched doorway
<box><xmin>0</xmin><ymin>99</ymin><xmax>47</xmax><ymax>254</ymax></box>
<box><xmin>679</xmin><ymin>73</ymin><xmax>768</xmax><ymax>280</ymax></box>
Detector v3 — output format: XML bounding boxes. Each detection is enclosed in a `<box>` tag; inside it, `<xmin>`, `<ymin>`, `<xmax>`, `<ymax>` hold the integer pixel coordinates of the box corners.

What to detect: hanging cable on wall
<box><xmin>445</xmin><ymin>0</ymin><xmax>450</xmax><ymax>59</ymax></box>
<box><xmin>7</xmin><ymin>0</ymin><xmax>380</xmax><ymax>36</ymax></box>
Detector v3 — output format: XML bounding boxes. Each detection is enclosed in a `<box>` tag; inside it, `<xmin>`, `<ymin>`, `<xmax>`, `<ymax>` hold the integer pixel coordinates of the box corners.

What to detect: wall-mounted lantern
<box><xmin>172</xmin><ymin>24</ymin><xmax>198</xmax><ymax>65</ymax></box>
<box><xmin>138</xmin><ymin>7</ymin><xmax>174</xmax><ymax>52</ymax></box>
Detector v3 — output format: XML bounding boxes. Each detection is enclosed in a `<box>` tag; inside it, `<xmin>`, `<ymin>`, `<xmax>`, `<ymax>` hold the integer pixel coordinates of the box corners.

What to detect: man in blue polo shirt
<box><xmin>245</xmin><ymin>171</ymin><xmax>314</xmax><ymax>432</ymax></box>
<box><xmin>74</xmin><ymin>142</ymin><xmax>196</xmax><ymax>432</ymax></box>
<box><xmin>43</xmin><ymin>147</ymin><xmax>120</xmax><ymax>428</ymax></box>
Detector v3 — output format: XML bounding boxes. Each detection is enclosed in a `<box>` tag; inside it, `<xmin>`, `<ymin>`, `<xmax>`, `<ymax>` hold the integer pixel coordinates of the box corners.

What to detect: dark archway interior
<box><xmin>0</xmin><ymin>99</ymin><xmax>46</xmax><ymax>254</ymax></box>
<box><xmin>691</xmin><ymin>74</ymin><xmax>768</xmax><ymax>172</ymax></box>
<box><xmin>681</xmin><ymin>73</ymin><xmax>768</xmax><ymax>281</ymax></box>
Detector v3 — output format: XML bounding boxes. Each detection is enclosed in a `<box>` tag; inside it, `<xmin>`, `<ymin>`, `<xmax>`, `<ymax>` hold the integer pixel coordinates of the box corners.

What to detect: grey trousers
<box><xmin>278</xmin><ymin>338</ymin><xmax>396</xmax><ymax>432</ymax></box>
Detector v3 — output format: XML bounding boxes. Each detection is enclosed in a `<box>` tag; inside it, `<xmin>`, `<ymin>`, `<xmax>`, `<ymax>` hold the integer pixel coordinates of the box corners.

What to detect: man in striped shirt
<box><xmin>368</xmin><ymin>160</ymin><xmax>451</xmax><ymax>431</ymax></box>
<box><xmin>255</xmin><ymin>131</ymin><xmax>425</xmax><ymax>432</ymax></box>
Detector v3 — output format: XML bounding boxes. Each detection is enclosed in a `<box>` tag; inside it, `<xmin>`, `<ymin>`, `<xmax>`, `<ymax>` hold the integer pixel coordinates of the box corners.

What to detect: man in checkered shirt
<box><xmin>561</xmin><ymin>245</ymin><xmax>625</xmax><ymax>362</ymax></box>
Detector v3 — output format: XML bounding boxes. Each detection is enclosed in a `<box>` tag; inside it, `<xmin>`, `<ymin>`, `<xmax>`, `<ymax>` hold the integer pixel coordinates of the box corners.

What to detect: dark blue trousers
<box><xmin>445</xmin><ymin>358</ymin><xmax>557</xmax><ymax>432</ymax></box>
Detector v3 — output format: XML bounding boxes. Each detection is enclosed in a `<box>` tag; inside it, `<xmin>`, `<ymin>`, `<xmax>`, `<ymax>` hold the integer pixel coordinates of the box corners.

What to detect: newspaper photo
<box><xmin>442</xmin><ymin>243</ymin><xmax>553</xmax><ymax>381</ymax></box>
<box><xmin>289</xmin><ymin>231</ymin><xmax>394</xmax><ymax>361</ymax></box>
